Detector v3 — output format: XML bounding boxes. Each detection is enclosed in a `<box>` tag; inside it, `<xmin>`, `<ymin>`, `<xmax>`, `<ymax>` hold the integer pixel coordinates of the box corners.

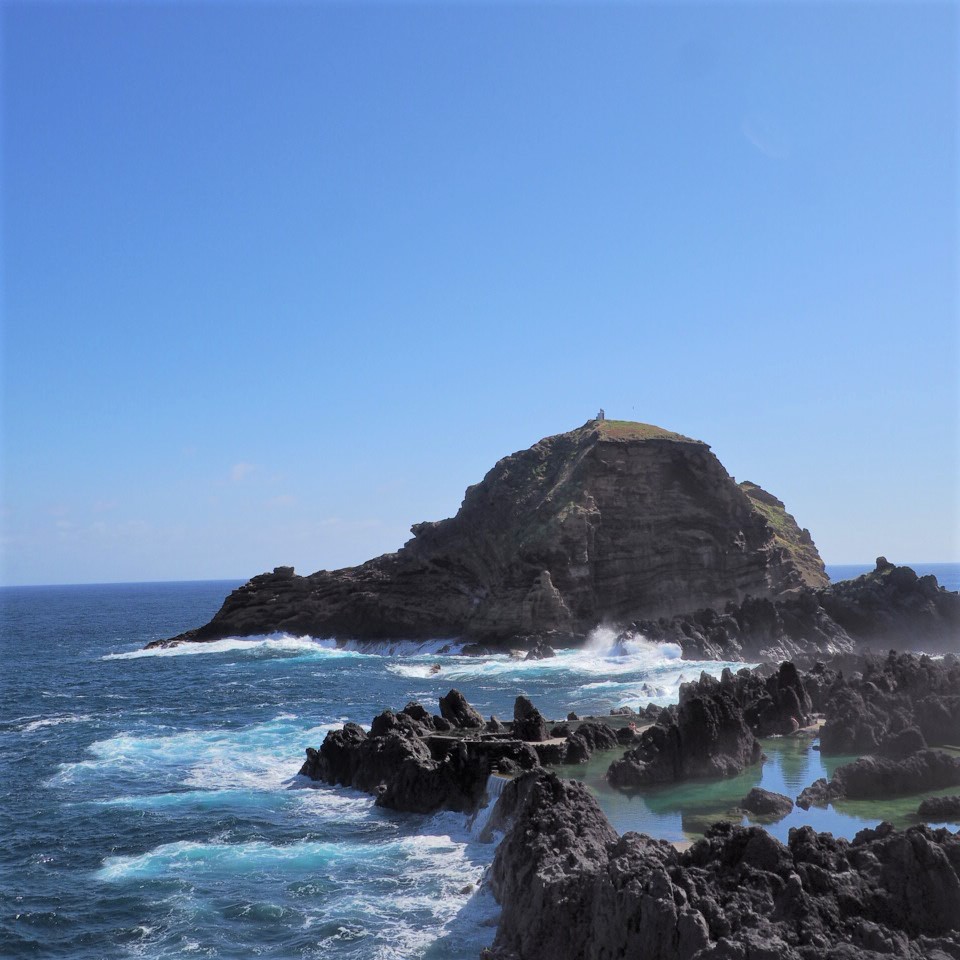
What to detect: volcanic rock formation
<box><xmin>630</xmin><ymin>558</ymin><xmax>960</xmax><ymax>661</ymax></box>
<box><xmin>483</xmin><ymin>769</ymin><xmax>960</xmax><ymax>960</ymax></box>
<box><xmin>153</xmin><ymin>419</ymin><xmax>827</xmax><ymax>647</ymax></box>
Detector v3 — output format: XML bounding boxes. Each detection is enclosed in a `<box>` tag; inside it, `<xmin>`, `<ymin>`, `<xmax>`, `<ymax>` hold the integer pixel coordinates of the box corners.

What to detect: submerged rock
<box><xmin>483</xmin><ymin>769</ymin><xmax>960</xmax><ymax>960</ymax></box>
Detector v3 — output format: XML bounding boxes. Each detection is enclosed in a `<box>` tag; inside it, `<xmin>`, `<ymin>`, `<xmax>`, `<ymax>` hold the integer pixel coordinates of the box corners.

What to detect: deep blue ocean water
<box><xmin>2</xmin><ymin>563</ymin><xmax>957</xmax><ymax>959</ymax></box>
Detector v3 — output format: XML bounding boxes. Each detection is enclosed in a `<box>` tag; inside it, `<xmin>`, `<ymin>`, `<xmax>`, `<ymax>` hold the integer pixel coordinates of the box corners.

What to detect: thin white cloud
<box><xmin>230</xmin><ymin>462</ymin><xmax>256</xmax><ymax>483</ymax></box>
<box><xmin>741</xmin><ymin>114</ymin><xmax>790</xmax><ymax>159</ymax></box>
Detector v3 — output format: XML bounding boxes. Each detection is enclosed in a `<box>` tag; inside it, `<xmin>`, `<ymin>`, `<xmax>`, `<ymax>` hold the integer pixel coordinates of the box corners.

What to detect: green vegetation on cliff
<box><xmin>740</xmin><ymin>480</ymin><xmax>827</xmax><ymax>588</ymax></box>
<box><xmin>592</xmin><ymin>419</ymin><xmax>697</xmax><ymax>443</ymax></box>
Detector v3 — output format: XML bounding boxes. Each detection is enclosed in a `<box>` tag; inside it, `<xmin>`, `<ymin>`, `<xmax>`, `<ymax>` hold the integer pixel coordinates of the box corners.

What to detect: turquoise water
<box><xmin>1</xmin><ymin>563</ymin><xmax>957</xmax><ymax>958</ymax></box>
<box><xmin>560</xmin><ymin>736</ymin><xmax>960</xmax><ymax>845</ymax></box>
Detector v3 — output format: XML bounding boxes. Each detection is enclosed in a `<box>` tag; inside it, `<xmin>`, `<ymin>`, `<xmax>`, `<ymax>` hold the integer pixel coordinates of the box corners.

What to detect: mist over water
<box><xmin>2</xmin><ymin>565</ymin><xmax>957</xmax><ymax>958</ymax></box>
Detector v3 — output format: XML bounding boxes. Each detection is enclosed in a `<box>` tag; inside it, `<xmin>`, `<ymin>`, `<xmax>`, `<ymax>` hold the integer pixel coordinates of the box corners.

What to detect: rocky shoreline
<box><xmin>297</xmin><ymin>689</ymin><xmax>642</xmax><ymax>814</ymax></box>
<box><xmin>482</xmin><ymin>770</ymin><xmax>960</xmax><ymax>960</ymax></box>
<box><xmin>296</xmin><ymin>650</ymin><xmax>960</xmax><ymax>958</ymax></box>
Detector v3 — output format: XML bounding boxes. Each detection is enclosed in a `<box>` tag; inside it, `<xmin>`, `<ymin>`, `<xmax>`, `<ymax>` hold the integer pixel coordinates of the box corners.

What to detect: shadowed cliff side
<box><xmin>151</xmin><ymin>419</ymin><xmax>828</xmax><ymax>648</ymax></box>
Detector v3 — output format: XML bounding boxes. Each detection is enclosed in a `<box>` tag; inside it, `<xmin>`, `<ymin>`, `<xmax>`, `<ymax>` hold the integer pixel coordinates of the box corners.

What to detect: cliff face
<box><xmin>157</xmin><ymin>419</ymin><xmax>827</xmax><ymax>646</ymax></box>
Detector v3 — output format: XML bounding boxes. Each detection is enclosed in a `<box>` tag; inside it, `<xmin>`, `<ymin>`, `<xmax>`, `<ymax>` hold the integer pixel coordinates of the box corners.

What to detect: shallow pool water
<box><xmin>558</xmin><ymin>735</ymin><xmax>960</xmax><ymax>845</ymax></box>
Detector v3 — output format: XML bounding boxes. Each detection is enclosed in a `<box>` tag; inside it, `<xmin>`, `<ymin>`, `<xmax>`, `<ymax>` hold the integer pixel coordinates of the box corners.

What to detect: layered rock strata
<box><xmin>483</xmin><ymin>769</ymin><xmax>960</xmax><ymax>960</ymax></box>
<box><xmin>152</xmin><ymin>419</ymin><xmax>829</xmax><ymax>648</ymax></box>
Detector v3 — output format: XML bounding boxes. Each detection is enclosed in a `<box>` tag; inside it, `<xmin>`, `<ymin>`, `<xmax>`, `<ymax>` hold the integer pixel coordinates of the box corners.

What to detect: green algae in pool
<box><xmin>555</xmin><ymin>736</ymin><xmax>960</xmax><ymax>846</ymax></box>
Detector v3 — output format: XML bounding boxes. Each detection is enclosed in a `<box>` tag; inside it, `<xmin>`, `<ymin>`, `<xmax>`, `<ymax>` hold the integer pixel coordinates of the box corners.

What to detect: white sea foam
<box><xmin>102</xmin><ymin>634</ymin><xmax>348</xmax><ymax>660</ymax></box>
<box><xmin>94</xmin><ymin>811</ymin><xmax>499</xmax><ymax>958</ymax></box>
<box><xmin>96</xmin><ymin>836</ymin><xmax>406</xmax><ymax>882</ymax></box>
<box><xmin>385</xmin><ymin>628</ymin><xmax>684</xmax><ymax>686</ymax></box>
<box><xmin>51</xmin><ymin>715</ymin><xmax>340</xmax><ymax>791</ymax></box>
<box><xmin>103</xmin><ymin>633</ymin><xmax>468</xmax><ymax>661</ymax></box>
<box><xmin>17</xmin><ymin>713</ymin><xmax>95</xmax><ymax>733</ymax></box>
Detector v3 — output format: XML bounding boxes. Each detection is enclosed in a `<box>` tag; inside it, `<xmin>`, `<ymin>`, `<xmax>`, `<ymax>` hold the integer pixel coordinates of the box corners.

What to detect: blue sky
<box><xmin>2</xmin><ymin>2</ymin><xmax>957</xmax><ymax>586</ymax></box>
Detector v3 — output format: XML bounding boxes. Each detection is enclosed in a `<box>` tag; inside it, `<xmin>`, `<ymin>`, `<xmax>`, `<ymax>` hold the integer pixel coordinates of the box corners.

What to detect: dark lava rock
<box><xmin>438</xmin><ymin>689</ymin><xmax>484</xmax><ymax>729</ymax></box>
<box><xmin>615</xmin><ymin>725</ymin><xmax>640</xmax><ymax>745</ymax></box>
<box><xmin>524</xmin><ymin>641</ymin><xmax>556</xmax><ymax>660</ymax></box>
<box><xmin>820</xmin><ymin>651</ymin><xmax>960</xmax><ymax>755</ymax></box>
<box><xmin>918</xmin><ymin>795</ymin><xmax>960</xmax><ymax>820</ymax></box>
<box><xmin>607</xmin><ymin>676</ymin><xmax>762</xmax><ymax>788</ymax></box>
<box><xmin>609</xmin><ymin>706</ymin><xmax>635</xmax><ymax>716</ymax></box>
<box><xmin>740</xmin><ymin>786</ymin><xmax>793</xmax><ymax>819</ymax></box>
<box><xmin>567</xmin><ymin>711</ymin><xmax>580</xmax><ymax>721</ymax></box>
<box><xmin>482</xmin><ymin>769</ymin><xmax>960</xmax><ymax>960</ymax></box>
<box><xmin>797</xmin><ymin>749</ymin><xmax>960</xmax><ymax>809</ymax></box>
<box><xmin>626</xmin><ymin>557</ymin><xmax>960</xmax><ymax>662</ymax></box>
<box><xmin>878</xmin><ymin>726</ymin><xmax>928</xmax><ymax>759</ymax></box>
<box><xmin>298</xmin><ymin>689</ymin><xmax>527</xmax><ymax>814</ymax></box>
<box><xmin>369</xmin><ymin>709</ymin><xmax>431</xmax><ymax>739</ymax></box>
<box><xmin>399</xmin><ymin>701</ymin><xmax>433</xmax><ymax>725</ymax></box>
<box><xmin>532</xmin><ymin>741</ymin><xmax>567</xmax><ymax>764</ymax></box>
<box><xmin>748</xmin><ymin>660</ymin><xmax>813</xmax><ymax>735</ymax></box>
<box><xmin>564</xmin><ymin>721</ymin><xmax>620</xmax><ymax>764</ymax></box>
<box><xmin>512</xmin><ymin>696</ymin><xmax>548</xmax><ymax>743</ymax></box>
<box><xmin>486</xmin><ymin>716</ymin><xmax>506</xmax><ymax>733</ymax></box>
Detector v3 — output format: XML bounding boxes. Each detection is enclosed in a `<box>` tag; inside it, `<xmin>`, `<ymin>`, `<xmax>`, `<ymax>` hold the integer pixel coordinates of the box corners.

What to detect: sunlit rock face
<box><xmin>154</xmin><ymin>419</ymin><xmax>828</xmax><ymax>648</ymax></box>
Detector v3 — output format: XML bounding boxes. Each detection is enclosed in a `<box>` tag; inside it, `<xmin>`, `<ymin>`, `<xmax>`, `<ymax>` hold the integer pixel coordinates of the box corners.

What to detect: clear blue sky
<box><xmin>2</xmin><ymin>2</ymin><xmax>957</xmax><ymax>586</ymax></box>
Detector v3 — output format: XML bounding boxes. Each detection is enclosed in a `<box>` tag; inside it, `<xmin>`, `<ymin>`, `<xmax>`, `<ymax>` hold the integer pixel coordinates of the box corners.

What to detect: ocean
<box><xmin>1</xmin><ymin>563</ymin><xmax>957</xmax><ymax>959</ymax></box>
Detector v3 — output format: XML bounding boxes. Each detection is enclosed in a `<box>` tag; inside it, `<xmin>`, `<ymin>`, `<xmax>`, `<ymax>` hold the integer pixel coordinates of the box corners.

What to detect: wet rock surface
<box><xmin>483</xmin><ymin>769</ymin><xmax>960</xmax><ymax>960</ymax></box>
<box><xmin>298</xmin><ymin>689</ymin><xmax>534</xmax><ymax>813</ymax></box>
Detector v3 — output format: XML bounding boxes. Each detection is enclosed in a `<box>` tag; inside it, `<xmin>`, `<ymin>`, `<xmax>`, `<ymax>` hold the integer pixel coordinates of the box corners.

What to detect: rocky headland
<box><xmin>149</xmin><ymin>420</ymin><xmax>957</xmax><ymax>659</ymax></box>
<box><xmin>152</xmin><ymin>419</ymin><xmax>843</xmax><ymax>651</ymax></box>
<box><xmin>293</xmin><ymin>651</ymin><xmax>960</xmax><ymax>958</ymax></box>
